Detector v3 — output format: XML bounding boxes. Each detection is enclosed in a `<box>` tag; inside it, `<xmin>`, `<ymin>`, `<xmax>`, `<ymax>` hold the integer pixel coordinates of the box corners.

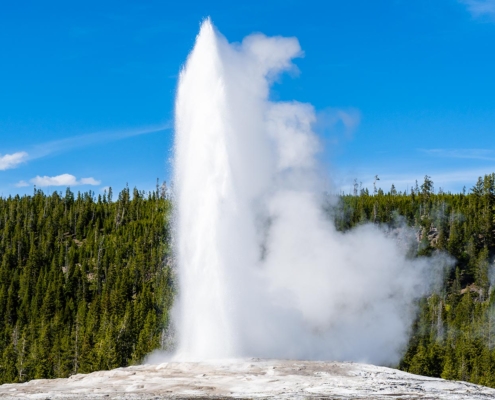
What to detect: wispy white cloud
<box><xmin>459</xmin><ymin>0</ymin><xmax>495</xmax><ymax>18</ymax></box>
<box><xmin>3</xmin><ymin>124</ymin><xmax>171</xmax><ymax>172</ymax></box>
<box><xmin>79</xmin><ymin>177</ymin><xmax>101</xmax><ymax>185</ymax></box>
<box><xmin>315</xmin><ymin>107</ymin><xmax>361</xmax><ymax>139</ymax></box>
<box><xmin>419</xmin><ymin>148</ymin><xmax>495</xmax><ymax>161</ymax></box>
<box><xmin>26</xmin><ymin>174</ymin><xmax>101</xmax><ymax>187</ymax></box>
<box><xmin>0</xmin><ymin>152</ymin><xmax>28</xmax><ymax>170</ymax></box>
<box><xmin>15</xmin><ymin>180</ymin><xmax>29</xmax><ymax>188</ymax></box>
<box><xmin>28</xmin><ymin>124</ymin><xmax>171</xmax><ymax>161</ymax></box>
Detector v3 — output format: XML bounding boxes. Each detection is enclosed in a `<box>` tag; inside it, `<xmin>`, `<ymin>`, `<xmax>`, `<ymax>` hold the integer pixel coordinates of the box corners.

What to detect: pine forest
<box><xmin>1</xmin><ymin>175</ymin><xmax>495</xmax><ymax>388</ymax></box>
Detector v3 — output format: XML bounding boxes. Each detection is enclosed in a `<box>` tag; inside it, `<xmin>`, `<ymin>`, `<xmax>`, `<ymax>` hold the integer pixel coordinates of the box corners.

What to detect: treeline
<box><xmin>1</xmin><ymin>175</ymin><xmax>495</xmax><ymax>388</ymax></box>
<box><xmin>0</xmin><ymin>185</ymin><xmax>173</xmax><ymax>383</ymax></box>
<box><xmin>336</xmin><ymin>174</ymin><xmax>495</xmax><ymax>387</ymax></box>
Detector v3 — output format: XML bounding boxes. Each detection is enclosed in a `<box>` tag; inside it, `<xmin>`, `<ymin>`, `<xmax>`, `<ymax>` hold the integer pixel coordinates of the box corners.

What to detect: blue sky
<box><xmin>1</xmin><ymin>0</ymin><xmax>495</xmax><ymax>196</ymax></box>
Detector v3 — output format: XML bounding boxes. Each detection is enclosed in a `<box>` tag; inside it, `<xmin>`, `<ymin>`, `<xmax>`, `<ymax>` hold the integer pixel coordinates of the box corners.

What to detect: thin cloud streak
<box><xmin>419</xmin><ymin>148</ymin><xmax>495</xmax><ymax>161</ymax></box>
<box><xmin>28</xmin><ymin>124</ymin><xmax>171</xmax><ymax>161</ymax></box>
<box><xmin>459</xmin><ymin>0</ymin><xmax>495</xmax><ymax>18</ymax></box>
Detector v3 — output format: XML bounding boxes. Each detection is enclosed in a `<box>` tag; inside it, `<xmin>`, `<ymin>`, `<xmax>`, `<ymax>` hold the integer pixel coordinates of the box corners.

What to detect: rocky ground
<box><xmin>1</xmin><ymin>359</ymin><xmax>494</xmax><ymax>399</ymax></box>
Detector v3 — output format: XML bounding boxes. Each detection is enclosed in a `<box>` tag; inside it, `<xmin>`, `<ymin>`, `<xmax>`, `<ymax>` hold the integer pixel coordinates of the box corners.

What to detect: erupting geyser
<box><xmin>172</xmin><ymin>19</ymin><xmax>445</xmax><ymax>364</ymax></box>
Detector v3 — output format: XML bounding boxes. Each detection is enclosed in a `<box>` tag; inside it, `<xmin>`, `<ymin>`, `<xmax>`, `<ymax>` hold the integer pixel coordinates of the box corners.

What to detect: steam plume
<box><xmin>172</xmin><ymin>19</ymin><xmax>446</xmax><ymax>365</ymax></box>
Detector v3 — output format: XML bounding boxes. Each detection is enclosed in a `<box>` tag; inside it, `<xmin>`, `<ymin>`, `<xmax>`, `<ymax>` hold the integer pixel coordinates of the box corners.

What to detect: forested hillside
<box><xmin>0</xmin><ymin>185</ymin><xmax>173</xmax><ymax>383</ymax></box>
<box><xmin>337</xmin><ymin>175</ymin><xmax>495</xmax><ymax>387</ymax></box>
<box><xmin>1</xmin><ymin>175</ymin><xmax>495</xmax><ymax>388</ymax></box>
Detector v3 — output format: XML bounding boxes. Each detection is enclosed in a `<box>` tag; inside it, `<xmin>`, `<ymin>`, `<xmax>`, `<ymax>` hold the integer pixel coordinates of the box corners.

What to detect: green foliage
<box><xmin>337</xmin><ymin>174</ymin><xmax>495</xmax><ymax>387</ymax></box>
<box><xmin>0</xmin><ymin>186</ymin><xmax>173</xmax><ymax>383</ymax></box>
<box><xmin>2</xmin><ymin>173</ymin><xmax>495</xmax><ymax>388</ymax></box>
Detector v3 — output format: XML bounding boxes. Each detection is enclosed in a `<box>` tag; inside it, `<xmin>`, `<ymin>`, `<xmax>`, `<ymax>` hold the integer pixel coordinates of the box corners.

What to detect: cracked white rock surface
<box><xmin>1</xmin><ymin>359</ymin><xmax>494</xmax><ymax>399</ymax></box>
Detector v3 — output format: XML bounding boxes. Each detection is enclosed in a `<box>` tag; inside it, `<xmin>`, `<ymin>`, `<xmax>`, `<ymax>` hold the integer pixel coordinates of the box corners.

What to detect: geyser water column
<box><xmin>173</xmin><ymin>19</ymin><xmax>300</xmax><ymax>359</ymax></box>
<box><xmin>173</xmin><ymin>20</ymin><xmax>237</xmax><ymax>359</ymax></box>
<box><xmin>173</xmin><ymin>19</ymin><xmax>447</xmax><ymax>363</ymax></box>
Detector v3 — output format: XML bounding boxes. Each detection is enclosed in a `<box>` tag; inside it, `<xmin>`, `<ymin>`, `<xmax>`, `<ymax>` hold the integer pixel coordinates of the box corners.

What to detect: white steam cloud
<box><xmin>172</xmin><ymin>19</ymin><xmax>449</xmax><ymax>366</ymax></box>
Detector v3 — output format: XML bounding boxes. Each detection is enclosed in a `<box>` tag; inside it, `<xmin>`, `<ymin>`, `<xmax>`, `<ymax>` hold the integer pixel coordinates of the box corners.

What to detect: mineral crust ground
<box><xmin>1</xmin><ymin>359</ymin><xmax>494</xmax><ymax>399</ymax></box>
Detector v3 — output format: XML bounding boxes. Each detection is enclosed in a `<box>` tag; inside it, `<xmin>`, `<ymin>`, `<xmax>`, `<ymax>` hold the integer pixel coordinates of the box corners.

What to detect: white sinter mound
<box><xmin>1</xmin><ymin>359</ymin><xmax>494</xmax><ymax>399</ymax></box>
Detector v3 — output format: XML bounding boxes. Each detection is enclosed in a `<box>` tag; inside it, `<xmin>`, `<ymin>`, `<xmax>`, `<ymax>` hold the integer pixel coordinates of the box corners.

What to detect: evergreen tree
<box><xmin>0</xmin><ymin>187</ymin><xmax>173</xmax><ymax>383</ymax></box>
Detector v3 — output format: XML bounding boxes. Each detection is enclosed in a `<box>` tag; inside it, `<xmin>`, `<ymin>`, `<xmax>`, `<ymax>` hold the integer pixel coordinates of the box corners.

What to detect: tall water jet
<box><xmin>173</xmin><ymin>19</ymin><xmax>448</xmax><ymax>364</ymax></box>
<box><xmin>173</xmin><ymin>20</ymin><xmax>239</xmax><ymax>359</ymax></box>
